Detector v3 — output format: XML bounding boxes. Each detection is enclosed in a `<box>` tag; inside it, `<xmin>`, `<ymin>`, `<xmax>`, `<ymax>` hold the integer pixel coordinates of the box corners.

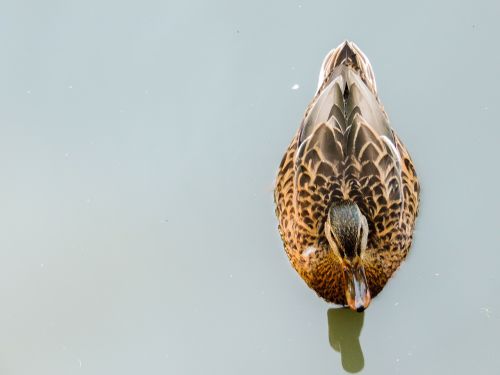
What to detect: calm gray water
<box><xmin>0</xmin><ymin>0</ymin><xmax>499</xmax><ymax>374</ymax></box>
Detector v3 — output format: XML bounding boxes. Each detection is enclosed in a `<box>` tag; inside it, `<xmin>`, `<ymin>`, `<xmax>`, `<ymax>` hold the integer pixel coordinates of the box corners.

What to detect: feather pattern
<box><xmin>274</xmin><ymin>41</ymin><xmax>420</xmax><ymax>304</ymax></box>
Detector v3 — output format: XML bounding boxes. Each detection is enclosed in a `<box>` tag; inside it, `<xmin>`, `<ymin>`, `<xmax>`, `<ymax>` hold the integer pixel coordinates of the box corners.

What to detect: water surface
<box><xmin>0</xmin><ymin>0</ymin><xmax>499</xmax><ymax>373</ymax></box>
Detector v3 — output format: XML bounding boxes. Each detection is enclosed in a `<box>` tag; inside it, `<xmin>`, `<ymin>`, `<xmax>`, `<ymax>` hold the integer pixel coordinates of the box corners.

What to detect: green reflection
<box><xmin>327</xmin><ymin>308</ymin><xmax>365</xmax><ymax>373</ymax></box>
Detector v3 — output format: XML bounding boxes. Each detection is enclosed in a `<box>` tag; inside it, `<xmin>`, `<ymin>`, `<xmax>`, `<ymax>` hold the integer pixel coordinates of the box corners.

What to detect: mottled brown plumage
<box><xmin>274</xmin><ymin>41</ymin><xmax>420</xmax><ymax>310</ymax></box>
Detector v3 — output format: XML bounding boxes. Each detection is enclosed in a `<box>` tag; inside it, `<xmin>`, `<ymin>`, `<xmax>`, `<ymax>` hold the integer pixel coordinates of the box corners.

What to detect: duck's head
<box><xmin>325</xmin><ymin>201</ymin><xmax>371</xmax><ymax>312</ymax></box>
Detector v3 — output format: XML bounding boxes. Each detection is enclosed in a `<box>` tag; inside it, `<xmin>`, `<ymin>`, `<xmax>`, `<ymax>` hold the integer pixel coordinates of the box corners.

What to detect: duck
<box><xmin>274</xmin><ymin>41</ymin><xmax>420</xmax><ymax>312</ymax></box>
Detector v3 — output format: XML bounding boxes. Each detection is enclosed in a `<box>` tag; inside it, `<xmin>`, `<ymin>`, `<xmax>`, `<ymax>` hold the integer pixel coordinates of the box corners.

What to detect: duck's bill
<box><xmin>343</xmin><ymin>262</ymin><xmax>371</xmax><ymax>312</ymax></box>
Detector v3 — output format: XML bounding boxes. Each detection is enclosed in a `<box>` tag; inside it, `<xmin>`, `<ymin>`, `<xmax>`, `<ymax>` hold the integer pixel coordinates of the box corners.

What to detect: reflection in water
<box><xmin>327</xmin><ymin>308</ymin><xmax>365</xmax><ymax>373</ymax></box>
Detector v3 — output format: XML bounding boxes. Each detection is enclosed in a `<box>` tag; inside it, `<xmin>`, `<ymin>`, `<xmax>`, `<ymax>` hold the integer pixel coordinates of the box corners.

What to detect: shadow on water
<box><xmin>327</xmin><ymin>308</ymin><xmax>365</xmax><ymax>373</ymax></box>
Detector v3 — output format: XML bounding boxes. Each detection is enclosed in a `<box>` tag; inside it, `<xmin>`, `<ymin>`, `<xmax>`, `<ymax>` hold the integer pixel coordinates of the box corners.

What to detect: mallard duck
<box><xmin>274</xmin><ymin>41</ymin><xmax>420</xmax><ymax>312</ymax></box>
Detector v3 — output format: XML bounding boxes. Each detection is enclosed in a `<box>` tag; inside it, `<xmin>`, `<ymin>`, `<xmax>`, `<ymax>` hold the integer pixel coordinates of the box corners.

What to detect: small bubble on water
<box><xmin>480</xmin><ymin>307</ymin><xmax>492</xmax><ymax>318</ymax></box>
<box><xmin>291</xmin><ymin>84</ymin><xmax>300</xmax><ymax>90</ymax></box>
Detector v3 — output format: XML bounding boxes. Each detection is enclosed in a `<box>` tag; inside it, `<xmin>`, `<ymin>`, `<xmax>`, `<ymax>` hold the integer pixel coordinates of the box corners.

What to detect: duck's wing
<box><xmin>275</xmin><ymin>70</ymin><xmax>346</xmax><ymax>248</ymax></box>
<box><xmin>344</xmin><ymin>113</ymin><xmax>404</xmax><ymax>247</ymax></box>
<box><xmin>341</xmin><ymin>67</ymin><xmax>406</xmax><ymax>247</ymax></box>
<box><xmin>393</xmin><ymin>133</ymin><xmax>420</xmax><ymax>254</ymax></box>
<box><xmin>292</xmin><ymin>73</ymin><xmax>347</xmax><ymax>240</ymax></box>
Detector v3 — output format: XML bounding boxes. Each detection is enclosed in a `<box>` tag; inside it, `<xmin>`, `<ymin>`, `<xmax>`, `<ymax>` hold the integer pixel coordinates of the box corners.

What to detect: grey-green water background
<box><xmin>1</xmin><ymin>0</ymin><xmax>499</xmax><ymax>374</ymax></box>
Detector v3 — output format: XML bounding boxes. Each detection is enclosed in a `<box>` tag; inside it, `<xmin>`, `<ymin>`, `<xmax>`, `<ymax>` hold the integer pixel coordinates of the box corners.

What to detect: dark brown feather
<box><xmin>274</xmin><ymin>41</ymin><xmax>420</xmax><ymax>305</ymax></box>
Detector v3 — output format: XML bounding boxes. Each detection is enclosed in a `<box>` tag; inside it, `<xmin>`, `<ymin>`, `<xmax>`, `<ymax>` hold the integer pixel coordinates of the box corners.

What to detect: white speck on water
<box><xmin>394</xmin><ymin>302</ymin><xmax>399</xmax><ymax>307</ymax></box>
<box><xmin>407</xmin><ymin>351</ymin><xmax>413</xmax><ymax>356</ymax></box>
<box><xmin>40</xmin><ymin>263</ymin><xmax>45</xmax><ymax>268</ymax></box>
<box><xmin>480</xmin><ymin>307</ymin><xmax>492</xmax><ymax>318</ymax></box>
<box><xmin>229</xmin><ymin>274</ymin><xmax>233</xmax><ymax>279</ymax></box>
<box><xmin>298</xmin><ymin>4</ymin><xmax>302</xmax><ymax>8</ymax></box>
<box><xmin>395</xmin><ymin>358</ymin><xmax>400</xmax><ymax>363</ymax></box>
<box><xmin>291</xmin><ymin>84</ymin><xmax>300</xmax><ymax>90</ymax></box>
<box><xmin>61</xmin><ymin>344</ymin><xmax>81</xmax><ymax>368</ymax></box>
<box><xmin>64</xmin><ymin>152</ymin><xmax>70</xmax><ymax>158</ymax></box>
<box><xmin>434</xmin><ymin>273</ymin><xmax>440</xmax><ymax>277</ymax></box>
<box><xmin>26</xmin><ymin>90</ymin><xmax>32</xmax><ymax>94</ymax></box>
<box><xmin>68</xmin><ymin>85</ymin><xmax>73</xmax><ymax>89</ymax></box>
<box><xmin>482</xmin><ymin>106</ymin><xmax>489</xmax><ymax>111</ymax></box>
<box><xmin>85</xmin><ymin>198</ymin><xmax>91</xmax><ymax>204</ymax></box>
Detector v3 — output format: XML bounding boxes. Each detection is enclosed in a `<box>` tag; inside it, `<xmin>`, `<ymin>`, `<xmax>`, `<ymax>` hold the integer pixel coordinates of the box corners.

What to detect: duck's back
<box><xmin>275</xmin><ymin>42</ymin><xmax>419</xmax><ymax>271</ymax></box>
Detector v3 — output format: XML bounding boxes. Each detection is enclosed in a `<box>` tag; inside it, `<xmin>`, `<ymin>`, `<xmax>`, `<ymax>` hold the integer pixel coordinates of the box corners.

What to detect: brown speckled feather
<box><xmin>274</xmin><ymin>41</ymin><xmax>420</xmax><ymax>304</ymax></box>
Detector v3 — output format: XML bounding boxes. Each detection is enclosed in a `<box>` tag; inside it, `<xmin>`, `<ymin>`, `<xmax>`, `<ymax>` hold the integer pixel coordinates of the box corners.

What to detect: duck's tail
<box><xmin>317</xmin><ymin>41</ymin><xmax>378</xmax><ymax>97</ymax></box>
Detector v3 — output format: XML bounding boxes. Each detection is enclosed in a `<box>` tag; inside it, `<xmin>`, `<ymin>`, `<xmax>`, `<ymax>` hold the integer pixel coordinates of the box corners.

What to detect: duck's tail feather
<box><xmin>317</xmin><ymin>41</ymin><xmax>378</xmax><ymax>97</ymax></box>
